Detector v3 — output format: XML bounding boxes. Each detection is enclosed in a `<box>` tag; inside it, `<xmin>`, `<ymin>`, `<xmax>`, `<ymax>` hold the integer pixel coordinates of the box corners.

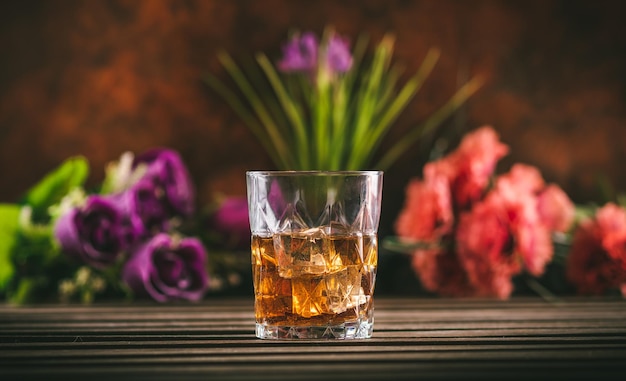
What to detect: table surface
<box><xmin>1</xmin><ymin>297</ymin><xmax>625</xmax><ymax>380</ymax></box>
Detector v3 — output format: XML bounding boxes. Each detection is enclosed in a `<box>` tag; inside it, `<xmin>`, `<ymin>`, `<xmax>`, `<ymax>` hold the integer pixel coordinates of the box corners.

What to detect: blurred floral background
<box><xmin>1</xmin><ymin>0</ymin><xmax>625</xmax><ymax>302</ymax></box>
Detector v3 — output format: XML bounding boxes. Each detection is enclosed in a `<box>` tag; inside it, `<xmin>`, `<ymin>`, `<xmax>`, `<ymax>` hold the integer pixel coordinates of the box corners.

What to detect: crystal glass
<box><xmin>246</xmin><ymin>171</ymin><xmax>383</xmax><ymax>339</ymax></box>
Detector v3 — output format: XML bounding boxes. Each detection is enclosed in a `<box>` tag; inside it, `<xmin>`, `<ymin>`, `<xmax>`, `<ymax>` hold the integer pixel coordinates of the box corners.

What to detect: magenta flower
<box><xmin>54</xmin><ymin>195</ymin><xmax>142</xmax><ymax>269</ymax></box>
<box><xmin>324</xmin><ymin>34</ymin><xmax>353</xmax><ymax>75</ymax></box>
<box><xmin>277</xmin><ymin>30</ymin><xmax>353</xmax><ymax>81</ymax></box>
<box><xmin>112</xmin><ymin>178</ymin><xmax>169</xmax><ymax>236</ymax></box>
<box><xmin>277</xmin><ymin>32</ymin><xmax>318</xmax><ymax>75</ymax></box>
<box><xmin>122</xmin><ymin>234</ymin><xmax>209</xmax><ymax>302</ymax></box>
<box><xmin>207</xmin><ymin>196</ymin><xmax>250</xmax><ymax>249</ymax></box>
<box><xmin>133</xmin><ymin>148</ymin><xmax>195</xmax><ymax>218</ymax></box>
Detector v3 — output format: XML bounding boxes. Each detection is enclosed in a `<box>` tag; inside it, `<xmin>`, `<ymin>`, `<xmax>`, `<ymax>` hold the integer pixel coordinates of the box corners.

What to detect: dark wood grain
<box><xmin>1</xmin><ymin>297</ymin><xmax>625</xmax><ymax>380</ymax></box>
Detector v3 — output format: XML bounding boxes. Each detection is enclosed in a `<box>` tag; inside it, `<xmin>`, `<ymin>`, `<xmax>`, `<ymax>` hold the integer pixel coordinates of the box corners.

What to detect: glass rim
<box><xmin>246</xmin><ymin>170</ymin><xmax>383</xmax><ymax>177</ymax></box>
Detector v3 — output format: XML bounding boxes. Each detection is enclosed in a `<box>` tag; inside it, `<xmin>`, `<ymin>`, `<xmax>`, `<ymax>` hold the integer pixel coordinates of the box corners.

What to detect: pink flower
<box><xmin>425</xmin><ymin>126</ymin><xmax>509</xmax><ymax>208</ymax></box>
<box><xmin>411</xmin><ymin>248</ymin><xmax>476</xmax><ymax>297</ymax></box>
<box><xmin>394</xmin><ymin>126</ymin><xmax>576</xmax><ymax>299</ymax></box>
<box><xmin>497</xmin><ymin>163</ymin><xmax>545</xmax><ymax>194</ymax></box>
<box><xmin>493</xmin><ymin>167</ymin><xmax>554</xmax><ymax>276</ymax></box>
<box><xmin>498</xmin><ymin>164</ymin><xmax>575</xmax><ymax>233</ymax></box>
<box><xmin>537</xmin><ymin>184</ymin><xmax>576</xmax><ymax>233</ymax></box>
<box><xmin>514</xmin><ymin>213</ymin><xmax>554</xmax><ymax>277</ymax></box>
<box><xmin>394</xmin><ymin>174</ymin><xmax>453</xmax><ymax>243</ymax></box>
<box><xmin>566</xmin><ymin>203</ymin><xmax>626</xmax><ymax>296</ymax></box>
<box><xmin>455</xmin><ymin>172</ymin><xmax>555</xmax><ymax>299</ymax></box>
<box><xmin>455</xmin><ymin>193</ymin><xmax>522</xmax><ymax>299</ymax></box>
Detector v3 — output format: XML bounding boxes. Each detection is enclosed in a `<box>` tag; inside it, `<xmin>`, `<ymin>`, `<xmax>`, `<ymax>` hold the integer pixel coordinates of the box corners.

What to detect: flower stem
<box><xmin>524</xmin><ymin>276</ymin><xmax>562</xmax><ymax>304</ymax></box>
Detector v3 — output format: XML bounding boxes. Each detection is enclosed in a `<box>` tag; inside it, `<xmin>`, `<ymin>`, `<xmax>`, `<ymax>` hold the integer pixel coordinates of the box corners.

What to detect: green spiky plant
<box><xmin>204</xmin><ymin>27</ymin><xmax>483</xmax><ymax>171</ymax></box>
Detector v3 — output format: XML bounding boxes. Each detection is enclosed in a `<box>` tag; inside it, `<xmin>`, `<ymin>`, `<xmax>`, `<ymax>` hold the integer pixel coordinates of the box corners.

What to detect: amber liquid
<box><xmin>251</xmin><ymin>230</ymin><xmax>377</xmax><ymax>327</ymax></box>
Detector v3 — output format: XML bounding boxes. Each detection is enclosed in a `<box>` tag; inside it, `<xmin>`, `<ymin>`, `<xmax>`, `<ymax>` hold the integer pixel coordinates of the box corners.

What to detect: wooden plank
<box><xmin>0</xmin><ymin>297</ymin><xmax>625</xmax><ymax>380</ymax></box>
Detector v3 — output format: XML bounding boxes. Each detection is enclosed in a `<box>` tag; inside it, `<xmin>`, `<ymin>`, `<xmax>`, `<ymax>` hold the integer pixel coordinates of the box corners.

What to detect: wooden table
<box><xmin>1</xmin><ymin>297</ymin><xmax>625</xmax><ymax>380</ymax></box>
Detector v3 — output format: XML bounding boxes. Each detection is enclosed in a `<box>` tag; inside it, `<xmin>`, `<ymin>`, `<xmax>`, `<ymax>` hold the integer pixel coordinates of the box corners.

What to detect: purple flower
<box><xmin>207</xmin><ymin>196</ymin><xmax>250</xmax><ymax>249</ymax></box>
<box><xmin>54</xmin><ymin>195</ymin><xmax>142</xmax><ymax>269</ymax></box>
<box><xmin>277</xmin><ymin>30</ymin><xmax>353</xmax><ymax>84</ymax></box>
<box><xmin>112</xmin><ymin>178</ymin><xmax>169</xmax><ymax>236</ymax></box>
<box><xmin>324</xmin><ymin>34</ymin><xmax>353</xmax><ymax>75</ymax></box>
<box><xmin>277</xmin><ymin>32</ymin><xmax>318</xmax><ymax>75</ymax></box>
<box><xmin>133</xmin><ymin>148</ymin><xmax>195</xmax><ymax>218</ymax></box>
<box><xmin>122</xmin><ymin>234</ymin><xmax>209</xmax><ymax>302</ymax></box>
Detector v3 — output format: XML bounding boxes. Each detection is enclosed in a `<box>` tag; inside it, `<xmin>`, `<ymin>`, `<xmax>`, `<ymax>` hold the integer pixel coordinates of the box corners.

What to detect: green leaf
<box><xmin>375</xmin><ymin>75</ymin><xmax>484</xmax><ymax>170</ymax></box>
<box><xmin>256</xmin><ymin>53</ymin><xmax>310</xmax><ymax>169</ymax></box>
<box><xmin>8</xmin><ymin>276</ymin><xmax>46</xmax><ymax>304</ymax></box>
<box><xmin>203</xmin><ymin>72</ymin><xmax>285</xmax><ymax>168</ymax></box>
<box><xmin>330</xmin><ymin>78</ymin><xmax>349</xmax><ymax>169</ymax></box>
<box><xmin>0</xmin><ymin>204</ymin><xmax>20</xmax><ymax>290</ymax></box>
<box><xmin>617</xmin><ymin>192</ymin><xmax>626</xmax><ymax>209</ymax></box>
<box><xmin>351</xmin><ymin>48</ymin><xmax>440</xmax><ymax>169</ymax></box>
<box><xmin>381</xmin><ymin>236</ymin><xmax>443</xmax><ymax>254</ymax></box>
<box><xmin>23</xmin><ymin>156</ymin><xmax>89</xmax><ymax>223</ymax></box>
<box><xmin>217</xmin><ymin>52</ymin><xmax>295</xmax><ymax>169</ymax></box>
<box><xmin>351</xmin><ymin>34</ymin><xmax>395</xmax><ymax>149</ymax></box>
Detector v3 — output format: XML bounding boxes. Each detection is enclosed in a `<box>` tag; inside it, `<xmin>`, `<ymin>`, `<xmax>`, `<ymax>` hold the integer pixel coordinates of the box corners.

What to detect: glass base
<box><xmin>255</xmin><ymin>319</ymin><xmax>374</xmax><ymax>340</ymax></box>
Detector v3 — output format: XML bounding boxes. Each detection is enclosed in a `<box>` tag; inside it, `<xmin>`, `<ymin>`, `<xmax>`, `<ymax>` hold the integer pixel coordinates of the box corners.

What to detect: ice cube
<box><xmin>274</xmin><ymin>228</ymin><xmax>333</xmax><ymax>278</ymax></box>
<box><xmin>291</xmin><ymin>276</ymin><xmax>326</xmax><ymax>318</ymax></box>
<box><xmin>324</xmin><ymin>265</ymin><xmax>362</xmax><ymax>314</ymax></box>
<box><xmin>273</xmin><ymin>228</ymin><xmax>373</xmax><ymax>318</ymax></box>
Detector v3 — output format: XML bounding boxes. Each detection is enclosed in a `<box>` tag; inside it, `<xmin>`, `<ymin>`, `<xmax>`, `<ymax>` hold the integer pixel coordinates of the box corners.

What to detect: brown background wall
<box><xmin>1</xmin><ymin>0</ymin><xmax>625</xmax><ymax>240</ymax></box>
